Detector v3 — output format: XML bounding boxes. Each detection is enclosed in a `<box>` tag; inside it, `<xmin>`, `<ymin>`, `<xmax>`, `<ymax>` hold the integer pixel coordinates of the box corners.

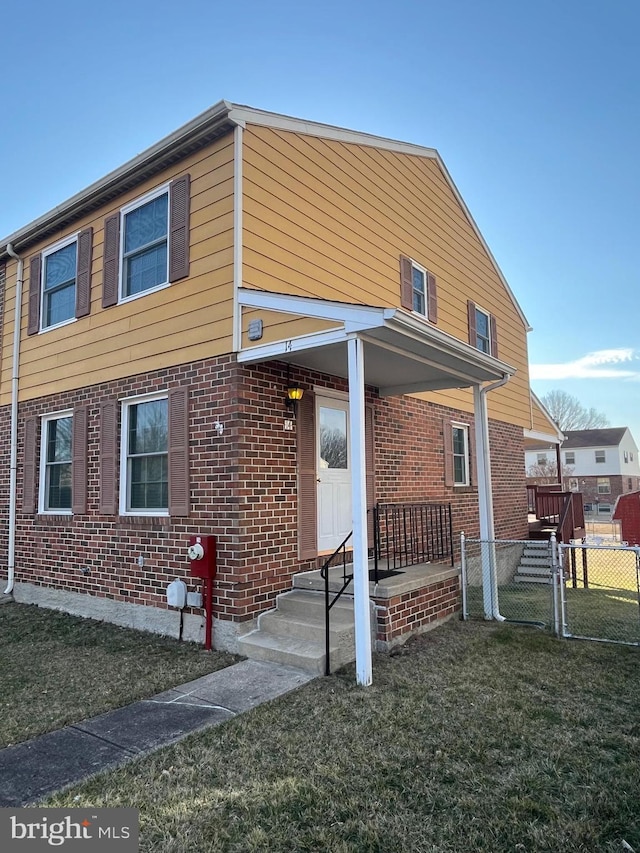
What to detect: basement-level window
<box><xmin>120</xmin><ymin>394</ymin><xmax>169</xmax><ymax>514</ymax></box>
<box><xmin>39</xmin><ymin>412</ymin><xmax>73</xmax><ymax>512</ymax></box>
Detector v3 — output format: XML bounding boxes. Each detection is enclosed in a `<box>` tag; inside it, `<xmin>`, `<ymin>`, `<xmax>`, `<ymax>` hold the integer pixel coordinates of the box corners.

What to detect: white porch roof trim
<box><xmin>237</xmin><ymin>288</ymin><xmax>516</xmax><ymax>395</ymax></box>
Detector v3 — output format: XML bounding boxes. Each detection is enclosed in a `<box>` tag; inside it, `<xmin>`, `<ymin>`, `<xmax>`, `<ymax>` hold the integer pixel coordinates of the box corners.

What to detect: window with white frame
<box><xmin>411</xmin><ymin>263</ymin><xmax>427</xmax><ymax>315</ymax></box>
<box><xmin>39</xmin><ymin>412</ymin><xmax>73</xmax><ymax>512</ymax></box>
<box><xmin>474</xmin><ymin>307</ymin><xmax>491</xmax><ymax>354</ymax></box>
<box><xmin>597</xmin><ymin>477</ymin><xmax>610</xmax><ymax>494</ymax></box>
<box><xmin>569</xmin><ymin>478</ymin><xmax>579</xmax><ymax>492</ymax></box>
<box><xmin>595</xmin><ymin>450</ymin><xmax>606</xmax><ymax>463</ymax></box>
<box><xmin>452</xmin><ymin>424</ymin><xmax>470</xmax><ymax>486</ymax></box>
<box><xmin>597</xmin><ymin>503</ymin><xmax>611</xmax><ymax>515</ymax></box>
<box><xmin>624</xmin><ymin>451</ymin><xmax>629</xmax><ymax>463</ymax></box>
<box><xmin>121</xmin><ymin>186</ymin><xmax>169</xmax><ymax>300</ymax></box>
<box><xmin>537</xmin><ymin>453</ymin><xmax>548</xmax><ymax>465</ymax></box>
<box><xmin>42</xmin><ymin>237</ymin><xmax>77</xmax><ymax>329</ymax></box>
<box><xmin>120</xmin><ymin>394</ymin><xmax>169</xmax><ymax>514</ymax></box>
<box><xmin>565</xmin><ymin>451</ymin><xmax>575</xmax><ymax>465</ymax></box>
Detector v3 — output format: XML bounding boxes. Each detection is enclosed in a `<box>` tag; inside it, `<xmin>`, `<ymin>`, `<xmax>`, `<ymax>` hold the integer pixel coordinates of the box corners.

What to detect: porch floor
<box><xmin>293</xmin><ymin>559</ymin><xmax>459</xmax><ymax>599</ymax></box>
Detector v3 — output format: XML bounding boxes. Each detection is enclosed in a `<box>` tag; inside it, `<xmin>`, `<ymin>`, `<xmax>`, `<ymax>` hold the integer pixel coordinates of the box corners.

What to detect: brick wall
<box><xmin>374</xmin><ymin>575</ymin><xmax>461</xmax><ymax>648</ymax></box>
<box><xmin>0</xmin><ymin>356</ymin><xmax>528</xmax><ymax>640</ymax></box>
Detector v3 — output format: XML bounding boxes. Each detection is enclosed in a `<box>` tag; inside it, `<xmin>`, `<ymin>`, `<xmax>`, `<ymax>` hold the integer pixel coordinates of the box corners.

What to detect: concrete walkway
<box><xmin>0</xmin><ymin>659</ymin><xmax>314</xmax><ymax>807</ymax></box>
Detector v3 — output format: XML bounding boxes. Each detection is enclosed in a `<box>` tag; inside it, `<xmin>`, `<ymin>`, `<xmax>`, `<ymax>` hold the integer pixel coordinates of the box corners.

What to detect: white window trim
<box><xmin>597</xmin><ymin>478</ymin><xmax>611</xmax><ymax>494</ymax></box>
<box><xmin>452</xmin><ymin>421</ymin><xmax>470</xmax><ymax>487</ymax></box>
<box><xmin>474</xmin><ymin>305</ymin><xmax>492</xmax><ymax>355</ymax></box>
<box><xmin>40</xmin><ymin>232</ymin><xmax>80</xmax><ymax>333</ymax></box>
<box><xmin>38</xmin><ymin>409</ymin><xmax>73</xmax><ymax>515</ymax></box>
<box><xmin>595</xmin><ymin>450</ymin><xmax>606</xmax><ymax>463</ymax></box>
<box><xmin>118</xmin><ymin>182</ymin><xmax>171</xmax><ymax>305</ymax></box>
<box><xmin>119</xmin><ymin>390</ymin><xmax>169</xmax><ymax>517</ymax></box>
<box><xmin>410</xmin><ymin>259</ymin><xmax>427</xmax><ymax>317</ymax></box>
<box><xmin>564</xmin><ymin>452</ymin><xmax>575</xmax><ymax>465</ymax></box>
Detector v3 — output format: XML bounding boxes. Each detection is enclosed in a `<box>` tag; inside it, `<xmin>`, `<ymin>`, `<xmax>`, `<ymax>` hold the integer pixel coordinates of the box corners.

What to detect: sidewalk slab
<box><xmin>0</xmin><ymin>659</ymin><xmax>316</xmax><ymax>807</ymax></box>
<box><xmin>153</xmin><ymin>659</ymin><xmax>315</xmax><ymax>712</ymax></box>
<box><xmin>0</xmin><ymin>727</ymin><xmax>130</xmax><ymax>807</ymax></box>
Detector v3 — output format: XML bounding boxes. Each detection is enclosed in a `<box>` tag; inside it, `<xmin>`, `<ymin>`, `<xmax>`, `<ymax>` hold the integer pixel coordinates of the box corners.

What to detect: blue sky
<box><xmin>3</xmin><ymin>0</ymin><xmax>639</xmax><ymax>441</ymax></box>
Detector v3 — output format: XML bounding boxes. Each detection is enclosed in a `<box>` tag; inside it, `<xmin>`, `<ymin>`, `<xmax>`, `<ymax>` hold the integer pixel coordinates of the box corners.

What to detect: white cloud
<box><xmin>530</xmin><ymin>348</ymin><xmax>640</xmax><ymax>380</ymax></box>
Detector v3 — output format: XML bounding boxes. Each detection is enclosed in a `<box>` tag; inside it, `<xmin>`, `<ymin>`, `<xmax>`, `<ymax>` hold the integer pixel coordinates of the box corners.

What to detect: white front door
<box><xmin>316</xmin><ymin>395</ymin><xmax>352</xmax><ymax>552</ymax></box>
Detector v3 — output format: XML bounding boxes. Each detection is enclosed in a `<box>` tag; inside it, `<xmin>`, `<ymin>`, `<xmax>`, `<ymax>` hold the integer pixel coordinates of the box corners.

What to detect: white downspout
<box><xmin>473</xmin><ymin>374</ymin><xmax>510</xmax><ymax>621</ymax></box>
<box><xmin>4</xmin><ymin>243</ymin><xmax>23</xmax><ymax>595</ymax></box>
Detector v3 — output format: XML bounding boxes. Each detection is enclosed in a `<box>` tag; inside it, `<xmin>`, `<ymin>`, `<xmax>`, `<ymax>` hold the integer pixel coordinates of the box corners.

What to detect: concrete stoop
<box><xmin>513</xmin><ymin>540</ymin><xmax>553</xmax><ymax>584</ymax></box>
<box><xmin>237</xmin><ymin>589</ymin><xmax>357</xmax><ymax>675</ymax></box>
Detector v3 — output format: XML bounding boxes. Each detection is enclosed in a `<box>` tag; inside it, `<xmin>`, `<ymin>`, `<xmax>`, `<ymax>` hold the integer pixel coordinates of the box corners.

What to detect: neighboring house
<box><xmin>526</xmin><ymin>428</ymin><xmax>640</xmax><ymax>518</ymax></box>
<box><xmin>0</xmin><ymin>101</ymin><xmax>539</xmax><ymax>676</ymax></box>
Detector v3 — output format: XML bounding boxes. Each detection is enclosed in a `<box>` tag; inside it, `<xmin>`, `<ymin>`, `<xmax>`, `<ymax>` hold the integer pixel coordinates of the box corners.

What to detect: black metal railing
<box><xmin>374</xmin><ymin>502</ymin><xmax>454</xmax><ymax>572</ymax></box>
<box><xmin>321</xmin><ymin>501</ymin><xmax>454</xmax><ymax>675</ymax></box>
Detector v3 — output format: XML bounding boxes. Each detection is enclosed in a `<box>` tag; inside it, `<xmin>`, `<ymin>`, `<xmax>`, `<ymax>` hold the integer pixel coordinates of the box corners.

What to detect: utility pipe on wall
<box><xmin>4</xmin><ymin>243</ymin><xmax>23</xmax><ymax>595</ymax></box>
<box><xmin>473</xmin><ymin>374</ymin><xmax>510</xmax><ymax>621</ymax></box>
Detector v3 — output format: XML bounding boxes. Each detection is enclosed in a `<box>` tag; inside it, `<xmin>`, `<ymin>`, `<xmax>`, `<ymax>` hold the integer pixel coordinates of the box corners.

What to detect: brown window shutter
<box><xmin>297</xmin><ymin>391</ymin><xmax>317</xmax><ymax>560</ymax></box>
<box><xmin>399</xmin><ymin>255</ymin><xmax>413</xmax><ymax>311</ymax></box>
<box><xmin>23</xmin><ymin>417</ymin><xmax>38</xmax><ymax>512</ymax></box>
<box><xmin>72</xmin><ymin>406</ymin><xmax>88</xmax><ymax>514</ymax></box>
<box><xmin>490</xmin><ymin>314</ymin><xmax>499</xmax><ymax>359</ymax></box>
<box><xmin>443</xmin><ymin>418</ymin><xmax>454</xmax><ymax>487</ymax></box>
<box><xmin>467</xmin><ymin>424</ymin><xmax>475</xmax><ymax>487</ymax></box>
<box><xmin>28</xmin><ymin>254</ymin><xmax>42</xmax><ymax>335</ymax></box>
<box><xmin>99</xmin><ymin>400</ymin><xmax>118</xmax><ymax>514</ymax></box>
<box><xmin>467</xmin><ymin>300</ymin><xmax>477</xmax><ymax>348</ymax></box>
<box><xmin>427</xmin><ymin>272</ymin><xmax>438</xmax><ymax>323</ymax></box>
<box><xmin>365</xmin><ymin>404</ymin><xmax>376</xmax><ymax>546</ymax></box>
<box><xmin>102</xmin><ymin>213</ymin><xmax>120</xmax><ymax>308</ymax></box>
<box><xmin>168</xmin><ymin>386</ymin><xmax>190</xmax><ymax>516</ymax></box>
<box><xmin>75</xmin><ymin>228</ymin><xmax>93</xmax><ymax>318</ymax></box>
<box><xmin>169</xmin><ymin>174</ymin><xmax>191</xmax><ymax>282</ymax></box>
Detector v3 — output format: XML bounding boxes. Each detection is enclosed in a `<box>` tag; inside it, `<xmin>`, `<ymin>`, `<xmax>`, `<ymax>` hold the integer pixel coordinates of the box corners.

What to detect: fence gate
<box><xmin>557</xmin><ymin>542</ymin><xmax>640</xmax><ymax>645</ymax></box>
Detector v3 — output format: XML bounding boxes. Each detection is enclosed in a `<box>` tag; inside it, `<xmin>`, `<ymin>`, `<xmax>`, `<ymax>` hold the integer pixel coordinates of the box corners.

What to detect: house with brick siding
<box><xmin>526</xmin><ymin>427</ymin><xmax>640</xmax><ymax>520</ymax></box>
<box><xmin>0</xmin><ymin>102</ymin><xmax>541</xmax><ymax>682</ymax></box>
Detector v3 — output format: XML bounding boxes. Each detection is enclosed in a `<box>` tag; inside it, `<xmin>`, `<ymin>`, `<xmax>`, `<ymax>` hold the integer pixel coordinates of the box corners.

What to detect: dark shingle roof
<box><xmin>562</xmin><ymin>428</ymin><xmax>627</xmax><ymax>449</ymax></box>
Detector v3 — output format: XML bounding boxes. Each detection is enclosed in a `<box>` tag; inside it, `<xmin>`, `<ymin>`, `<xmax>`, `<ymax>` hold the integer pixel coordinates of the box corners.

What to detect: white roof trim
<box><xmin>524</xmin><ymin>428</ymin><xmax>564</xmax><ymax>446</ymax></box>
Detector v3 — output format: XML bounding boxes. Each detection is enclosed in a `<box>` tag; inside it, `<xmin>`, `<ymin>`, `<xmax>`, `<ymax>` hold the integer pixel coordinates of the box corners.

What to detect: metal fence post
<box><xmin>460</xmin><ymin>531</ymin><xmax>467</xmax><ymax>620</ymax></box>
<box><xmin>550</xmin><ymin>532</ymin><xmax>559</xmax><ymax>637</ymax></box>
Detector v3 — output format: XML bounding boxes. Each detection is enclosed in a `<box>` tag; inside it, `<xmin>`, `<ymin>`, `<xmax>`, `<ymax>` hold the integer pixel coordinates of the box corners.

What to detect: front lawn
<box><xmin>0</xmin><ymin>602</ymin><xmax>238</xmax><ymax>748</ymax></box>
<box><xmin>47</xmin><ymin>621</ymin><xmax>640</xmax><ymax>853</ymax></box>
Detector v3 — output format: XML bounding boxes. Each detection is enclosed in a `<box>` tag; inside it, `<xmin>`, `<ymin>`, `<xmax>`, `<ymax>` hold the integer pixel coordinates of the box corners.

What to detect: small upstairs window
<box><xmin>595</xmin><ymin>450</ymin><xmax>606</xmax><ymax>463</ymax></box>
<box><xmin>122</xmin><ymin>189</ymin><xmax>169</xmax><ymax>299</ymax></box>
<box><xmin>565</xmin><ymin>451</ymin><xmax>575</xmax><ymax>465</ymax></box>
<box><xmin>399</xmin><ymin>256</ymin><xmax>437</xmax><ymax>322</ymax></box>
<box><xmin>467</xmin><ymin>301</ymin><xmax>498</xmax><ymax>358</ymax></box>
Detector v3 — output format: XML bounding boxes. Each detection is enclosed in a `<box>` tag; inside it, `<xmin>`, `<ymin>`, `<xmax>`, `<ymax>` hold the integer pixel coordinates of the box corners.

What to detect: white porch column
<box><xmin>347</xmin><ymin>335</ymin><xmax>373</xmax><ymax>686</ymax></box>
<box><xmin>473</xmin><ymin>384</ymin><xmax>499</xmax><ymax>619</ymax></box>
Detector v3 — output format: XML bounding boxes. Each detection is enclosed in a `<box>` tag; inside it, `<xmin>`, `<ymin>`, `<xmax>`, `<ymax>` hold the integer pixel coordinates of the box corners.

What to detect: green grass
<box><xmin>0</xmin><ymin>602</ymin><xmax>238</xmax><ymax>748</ymax></box>
<box><xmin>46</xmin><ymin>621</ymin><xmax>640</xmax><ymax>852</ymax></box>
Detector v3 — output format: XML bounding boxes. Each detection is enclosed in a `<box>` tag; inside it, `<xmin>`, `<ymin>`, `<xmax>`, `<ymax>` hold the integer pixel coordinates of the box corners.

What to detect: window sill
<box><xmin>115</xmin><ymin>516</ymin><xmax>171</xmax><ymax>531</ymax></box>
<box><xmin>35</xmin><ymin>514</ymin><xmax>73</xmax><ymax>525</ymax></box>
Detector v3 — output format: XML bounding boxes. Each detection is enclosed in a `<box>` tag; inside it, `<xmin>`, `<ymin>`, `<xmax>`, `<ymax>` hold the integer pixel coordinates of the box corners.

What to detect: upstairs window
<box><xmin>28</xmin><ymin>229</ymin><xmax>93</xmax><ymax>334</ymax></box>
<box><xmin>565</xmin><ymin>451</ymin><xmax>575</xmax><ymax>465</ymax></box>
<box><xmin>399</xmin><ymin>256</ymin><xmax>437</xmax><ymax>322</ymax></box>
<box><xmin>624</xmin><ymin>450</ymin><xmax>629</xmax><ymax>463</ymax></box>
<box><xmin>39</xmin><ymin>413</ymin><xmax>73</xmax><ymax>512</ymax></box>
<box><xmin>102</xmin><ymin>175</ymin><xmax>191</xmax><ymax>308</ymax></box>
<box><xmin>595</xmin><ymin>450</ymin><xmax>606</xmax><ymax>463</ymax></box>
<box><xmin>122</xmin><ymin>189</ymin><xmax>169</xmax><ymax>299</ymax></box>
<box><xmin>467</xmin><ymin>301</ymin><xmax>498</xmax><ymax>358</ymax></box>
<box><xmin>42</xmin><ymin>239</ymin><xmax>77</xmax><ymax>328</ymax></box>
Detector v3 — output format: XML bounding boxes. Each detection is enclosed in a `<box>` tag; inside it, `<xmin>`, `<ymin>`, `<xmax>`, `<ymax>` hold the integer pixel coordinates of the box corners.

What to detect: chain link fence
<box><xmin>558</xmin><ymin>542</ymin><xmax>640</xmax><ymax>645</ymax></box>
<box><xmin>461</xmin><ymin>536</ymin><xmax>555</xmax><ymax>628</ymax></box>
<box><xmin>461</xmin><ymin>534</ymin><xmax>640</xmax><ymax>646</ymax></box>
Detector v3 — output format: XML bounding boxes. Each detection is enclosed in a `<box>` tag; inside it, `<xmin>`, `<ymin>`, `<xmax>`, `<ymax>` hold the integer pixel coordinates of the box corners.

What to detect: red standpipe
<box><xmin>204</xmin><ymin>576</ymin><xmax>213</xmax><ymax>651</ymax></box>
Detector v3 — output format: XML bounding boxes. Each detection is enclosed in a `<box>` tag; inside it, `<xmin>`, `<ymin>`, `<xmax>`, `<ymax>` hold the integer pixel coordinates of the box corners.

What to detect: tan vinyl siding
<box><xmin>1</xmin><ymin>136</ymin><xmax>235</xmax><ymax>405</ymax></box>
<box><xmin>241</xmin><ymin>309</ymin><xmax>340</xmax><ymax>348</ymax></box>
<box><xmin>531</xmin><ymin>395</ymin><xmax>559</xmax><ymax>435</ymax></box>
<box><xmin>242</xmin><ymin>125</ymin><xmax>531</xmax><ymax>428</ymax></box>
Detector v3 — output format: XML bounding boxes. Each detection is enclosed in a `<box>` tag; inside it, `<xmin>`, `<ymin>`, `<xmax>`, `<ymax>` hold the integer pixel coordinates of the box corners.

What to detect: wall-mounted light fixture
<box><xmin>285</xmin><ymin>365</ymin><xmax>304</xmax><ymax>417</ymax></box>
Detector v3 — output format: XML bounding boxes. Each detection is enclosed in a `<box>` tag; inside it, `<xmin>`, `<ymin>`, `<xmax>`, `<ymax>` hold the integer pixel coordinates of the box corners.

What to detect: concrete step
<box><xmin>237</xmin><ymin>588</ymin><xmax>358</xmax><ymax>675</ymax></box>
<box><xmin>513</xmin><ymin>574</ymin><xmax>552</xmax><ymax>584</ymax></box>
<box><xmin>519</xmin><ymin>556</ymin><xmax>552</xmax><ymax>567</ymax></box>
